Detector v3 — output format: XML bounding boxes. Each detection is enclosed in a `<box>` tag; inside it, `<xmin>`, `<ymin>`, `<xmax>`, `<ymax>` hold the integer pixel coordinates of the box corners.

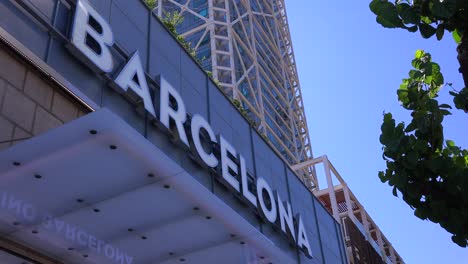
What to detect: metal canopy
<box><xmin>0</xmin><ymin>109</ymin><xmax>294</xmax><ymax>264</ymax></box>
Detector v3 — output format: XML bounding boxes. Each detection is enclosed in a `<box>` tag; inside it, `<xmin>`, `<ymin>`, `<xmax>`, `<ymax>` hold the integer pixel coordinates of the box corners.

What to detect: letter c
<box><xmin>191</xmin><ymin>114</ymin><xmax>218</xmax><ymax>168</ymax></box>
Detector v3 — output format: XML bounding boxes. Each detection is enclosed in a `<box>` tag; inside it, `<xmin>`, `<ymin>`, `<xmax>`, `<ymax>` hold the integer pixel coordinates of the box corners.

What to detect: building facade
<box><xmin>0</xmin><ymin>0</ymin><xmax>347</xmax><ymax>264</ymax></box>
<box><xmin>153</xmin><ymin>2</ymin><xmax>406</xmax><ymax>264</ymax></box>
<box><xmin>293</xmin><ymin>157</ymin><xmax>406</xmax><ymax>264</ymax></box>
<box><xmin>153</xmin><ymin>0</ymin><xmax>316</xmax><ymax>189</ymax></box>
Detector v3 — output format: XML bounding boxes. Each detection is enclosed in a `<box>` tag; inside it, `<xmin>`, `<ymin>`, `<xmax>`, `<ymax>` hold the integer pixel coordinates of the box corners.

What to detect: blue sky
<box><xmin>285</xmin><ymin>1</ymin><xmax>468</xmax><ymax>263</ymax></box>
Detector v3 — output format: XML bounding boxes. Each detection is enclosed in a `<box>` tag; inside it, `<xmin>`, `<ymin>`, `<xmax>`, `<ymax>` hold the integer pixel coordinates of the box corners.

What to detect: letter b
<box><xmin>70</xmin><ymin>0</ymin><xmax>114</xmax><ymax>73</ymax></box>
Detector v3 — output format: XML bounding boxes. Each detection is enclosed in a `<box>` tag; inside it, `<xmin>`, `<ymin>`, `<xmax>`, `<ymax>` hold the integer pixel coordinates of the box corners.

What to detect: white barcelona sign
<box><xmin>68</xmin><ymin>0</ymin><xmax>312</xmax><ymax>258</ymax></box>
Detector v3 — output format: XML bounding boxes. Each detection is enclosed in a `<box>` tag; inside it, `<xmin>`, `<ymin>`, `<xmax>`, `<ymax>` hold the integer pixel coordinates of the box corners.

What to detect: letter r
<box><xmin>71</xmin><ymin>0</ymin><xmax>114</xmax><ymax>72</ymax></box>
<box><xmin>159</xmin><ymin>76</ymin><xmax>189</xmax><ymax>146</ymax></box>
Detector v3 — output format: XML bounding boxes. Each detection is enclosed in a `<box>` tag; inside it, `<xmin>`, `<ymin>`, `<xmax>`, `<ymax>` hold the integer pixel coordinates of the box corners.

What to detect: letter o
<box><xmin>104</xmin><ymin>244</ymin><xmax>115</xmax><ymax>259</ymax></box>
<box><xmin>256</xmin><ymin>177</ymin><xmax>277</xmax><ymax>223</ymax></box>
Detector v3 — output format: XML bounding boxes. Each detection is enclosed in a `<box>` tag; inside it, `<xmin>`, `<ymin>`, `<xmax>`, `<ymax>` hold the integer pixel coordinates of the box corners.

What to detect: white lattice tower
<box><xmin>155</xmin><ymin>0</ymin><xmax>317</xmax><ymax>189</ymax></box>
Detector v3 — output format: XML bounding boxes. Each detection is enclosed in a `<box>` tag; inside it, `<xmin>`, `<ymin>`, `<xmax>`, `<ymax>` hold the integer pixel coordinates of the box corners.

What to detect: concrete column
<box><xmin>157</xmin><ymin>0</ymin><xmax>163</xmax><ymax>17</ymax></box>
<box><xmin>390</xmin><ymin>246</ymin><xmax>397</xmax><ymax>263</ymax></box>
<box><xmin>324</xmin><ymin>156</ymin><xmax>339</xmax><ymax>220</ymax></box>
<box><xmin>343</xmin><ymin>185</ymin><xmax>353</xmax><ymax>217</ymax></box>
<box><xmin>376</xmin><ymin>230</ymin><xmax>386</xmax><ymax>261</ymax></box>
<box><xmin>360</xmin><ymin>210</ymin><xmax>371</xmax><ymax>239</ymax></box>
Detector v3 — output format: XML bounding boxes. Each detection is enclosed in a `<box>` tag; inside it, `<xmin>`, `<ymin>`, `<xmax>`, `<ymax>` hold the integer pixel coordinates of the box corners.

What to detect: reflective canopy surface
<box><xmin>0</xmin><ymin>110</ymin><xmax>294</xmax><ymax>264</ymax></box>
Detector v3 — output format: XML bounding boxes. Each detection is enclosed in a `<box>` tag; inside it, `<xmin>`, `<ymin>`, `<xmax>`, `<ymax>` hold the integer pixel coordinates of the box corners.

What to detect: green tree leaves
<box><xmin>419</xmin><ymin>23</ymin><xmax>437</xmax><ymax>38</ymax></box>
<box><xmin>161</xmin><ymin>11</ymin><xmax>184</xmax><ymax>34</ymax></box>
<box><xmin>369</xmin><ymin>0</ymin><xmax>467</xmax><ymax>42</ymax></box>
<box><xmin>398</xmin><ymin>50</ymin><xmax>445</xmax><ymax>111</ymax></box>
<box><xmin>379</xmin><ymin>51</ymin><xmax>468</xmax><ymax>247</ymax></box>
<box><xmin>450</xmin><ymin>87</ymin><xmax>468</xmax><ymax>112</ymax></box>
<box><xmin>144</xmin><ymin>0</ymin><xmax>157</xmax><ymax>9</ymax></box>
<box><xmin>453</xmin><ymin>29</ymin><xmax>462</xmax><ymax>43</ymax></box>
<box><xmin>398</xmin><ymin>3</ymin><xmax>420</xmax><ymax>25</ymax></box>
<box><xmin>429</xmin><ymin>0</ymin><xmax>457</xmax><ymax>19</ymax></box>
<box><xmin>370</xmin><ymin>0</ymin><xmax>404</xmax><ymax>28</ymax></box>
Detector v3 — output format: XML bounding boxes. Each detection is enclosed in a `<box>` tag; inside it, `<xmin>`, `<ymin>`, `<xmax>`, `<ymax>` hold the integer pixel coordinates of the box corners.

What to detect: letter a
<box><xmin>297</xmin><ymin>215</ymin><xmax>312</xmax><ymax>258</ymax></box>
<box><xmin>113</xmin><ymin>51</ymin><xmax>156</xmax><ymax>118</ymax></box>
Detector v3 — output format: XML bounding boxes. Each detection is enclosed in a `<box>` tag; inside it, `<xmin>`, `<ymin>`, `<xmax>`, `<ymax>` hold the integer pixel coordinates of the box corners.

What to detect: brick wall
<box><xmin>0</xmin><ymin>45</ymin><xmax>89</xmax><ymax>151</ymax></box>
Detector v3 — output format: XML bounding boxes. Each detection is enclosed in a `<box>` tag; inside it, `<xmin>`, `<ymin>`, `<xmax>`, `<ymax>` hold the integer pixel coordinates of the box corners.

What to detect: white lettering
<box><xmin>67</xmin><ymin>2</ymin><xmax>314</xmax><ymax>256</ymax></box>
<box><xmin>104</xmin><ymin>244</ymin><xmax>115</xmax><ymax>259</ymax></box>
<box><xmin>256</xmin><ymin>177</ymin><xmax>277</xmax><ymax>223</ymax></box>
<box><xmin>97</xmin><ymin>239</ymin><xmax>106</xmax><ymax>254</ymax></box>
<box><xmin>219</xmin><ymin>136</ymin><xmax>240</xmax><ymax>192</ymax></box>
<box><xmin>159</xmin><ymin>76</ymin><xmax>189</xmax><ymax>146</ymax></box>
<box><xmin>240</xmin><ymin>155</ymin><xmax>257</xmax><ymax>207</ymax></box>
<box><xmin>66</xmin><ymin>224</ymin><xmax>77</xmax><ymax>241</ymax></box>
<box><xmin>88</xmin><ymin>235</ymin><xmax>98</xmax><ymax>250</ymax></box>
<box><xmin>113</xmin><ymin>51</ymin><xmax>156</xmax><ymax>118</ymax></box>
<box><xmin>77</xmin><ymin>230</ymin><xmax>88</xmax><ymax>246</ymax></box>
<box><xmin>115</xmin><ymin>248</ymin><xmax>125</xmax><ymax>264</ymax></box>
<box><xmin>277</xmin><ymin>194</ymin><xmax>296</xmax><ymax>241</ymax></box>
<box><xmin>8</xmin><ymin>195</ymin><xmax>22</xmax><ymax>215</ymax></box>
<box><xmin>125</xmin><ymin>255</ymin><xmax>134</xmax><ymax>264</ymax></box>
<box><xmin>297</xmin><ymin>215</ymin><xmax>312</xmax><ymax>258</ymax></box>
<box><xmin>71</xmin><ymin>0</ymin><xmax>114</xmax><ymax>72</ymax></box>
<box><xmin>54</xmin><ymin>219</ymin><xmax>65</xmax><ymax>233</ymax></box>
<box><xmin>190</xmin><ymin>114</ymin><xmax>218</xmax><ymax>168</ymax></box>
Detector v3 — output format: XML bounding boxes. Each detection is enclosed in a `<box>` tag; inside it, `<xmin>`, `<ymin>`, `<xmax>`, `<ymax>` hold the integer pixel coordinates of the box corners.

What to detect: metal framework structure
<box><xmin>293</xmin><ymin>156</ymin><xmax>406</xmax><ymax>264</ymax></box>
<box><xmin>154</xmin><ymin>0</ymin><xmax>317</xmax><ymax>189</ymax></box>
